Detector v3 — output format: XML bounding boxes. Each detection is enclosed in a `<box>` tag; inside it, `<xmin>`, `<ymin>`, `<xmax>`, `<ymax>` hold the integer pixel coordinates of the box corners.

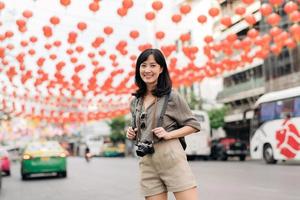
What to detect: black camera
<box><xmin>136</xmin><ymin>141</ymin><xmax>154</xmax><ymax>157</ymax></box>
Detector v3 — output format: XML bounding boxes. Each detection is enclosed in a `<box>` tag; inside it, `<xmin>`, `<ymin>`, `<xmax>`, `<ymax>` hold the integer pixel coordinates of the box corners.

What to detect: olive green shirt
<box><xmin>130</xmin><ymin>90</ymin><xmax>201</xmax><ymax>143</ymax></box>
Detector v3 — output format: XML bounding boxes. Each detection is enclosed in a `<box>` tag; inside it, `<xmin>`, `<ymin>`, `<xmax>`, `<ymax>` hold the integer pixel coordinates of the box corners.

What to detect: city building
<box><xmin>216</xmin><ymin>0</ymin><xmax>300</xmax><ymax>142</ymax></box>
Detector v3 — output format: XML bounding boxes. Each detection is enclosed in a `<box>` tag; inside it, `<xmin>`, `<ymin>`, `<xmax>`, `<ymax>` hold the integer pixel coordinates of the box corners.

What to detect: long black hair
<box><xmin>133</xmin><ymin>48</ymin><xmax>172</xmax><ymax>98</ymax></box>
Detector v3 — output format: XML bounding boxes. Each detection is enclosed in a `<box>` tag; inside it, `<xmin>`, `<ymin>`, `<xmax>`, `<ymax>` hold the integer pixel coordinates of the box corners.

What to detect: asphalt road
<box><xmin>1</xmin><ymin>157</ymin><xmax>299</xmax><ymax>200</ymax></box>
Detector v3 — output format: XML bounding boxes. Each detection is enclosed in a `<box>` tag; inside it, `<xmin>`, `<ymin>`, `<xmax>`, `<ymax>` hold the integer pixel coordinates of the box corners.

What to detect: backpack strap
<box><xmin>157</xmin><ymin>92</ymin><xmax>170</xmax><ymax>127</ymax></box>
<box><xmin>131</xmin><ymin>97</ymin><xmax>140</xmax><ymax>129</ymax></box>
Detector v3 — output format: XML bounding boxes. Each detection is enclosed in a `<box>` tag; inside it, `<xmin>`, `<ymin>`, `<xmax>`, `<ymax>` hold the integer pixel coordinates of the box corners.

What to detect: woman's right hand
<box><xmin>126</xmin><ymin>127</ymin><xmax>137</xmax><ymax>140</ymax></box>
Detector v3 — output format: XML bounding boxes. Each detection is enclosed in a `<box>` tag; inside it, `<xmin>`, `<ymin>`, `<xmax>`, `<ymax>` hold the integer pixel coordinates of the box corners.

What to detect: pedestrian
<box><xmin>85</xmin><ymin>145</ymin><xmax>91</xmax><ymax>162</ymax></box>
<box><xmin>126</xmin><ymin>48</ymin><xmax>200</xmax><ymax>200</ymax></box>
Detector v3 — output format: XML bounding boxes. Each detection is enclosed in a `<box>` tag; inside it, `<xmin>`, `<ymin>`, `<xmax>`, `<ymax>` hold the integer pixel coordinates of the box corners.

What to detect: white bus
<box><xmin>250</xmin><ymin>86</ymin><xmax>300</xmax><ymax>164</ymax></box>
<box><xmin>185</xmin><ymin>110</ymin><xmax>211</xmax><ymax>160</ymax></box>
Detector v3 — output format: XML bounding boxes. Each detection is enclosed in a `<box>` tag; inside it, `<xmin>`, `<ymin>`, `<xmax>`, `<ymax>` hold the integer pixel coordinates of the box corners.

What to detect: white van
<box><xmin>185</xmin><ymin>110</ymin><xmax>211</xmax><ymax>160</ymax></box>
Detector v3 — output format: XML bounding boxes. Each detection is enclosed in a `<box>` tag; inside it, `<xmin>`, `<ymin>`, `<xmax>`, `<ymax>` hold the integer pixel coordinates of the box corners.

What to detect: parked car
<box><xmin>0</xmin><ymin>147</ymin><xmax>11</xmax><ymax>175</ymax></box>
<box><xmin>210</xmin><ymin>137</ymin><xmax>248</xmax><ymax>161</ymax></box>
<box><xmin>21</xmin><ymin>141</ymin><xmax>67</xmax><ymax>180</ymax></box>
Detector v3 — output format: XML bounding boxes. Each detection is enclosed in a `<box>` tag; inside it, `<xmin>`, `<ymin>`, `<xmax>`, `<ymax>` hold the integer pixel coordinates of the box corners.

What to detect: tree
<box><xmin>208</xmin><ymin>107</ymin><xmax>227</xmax><ymax>129</ymax></box>
<box><xmin>107</xmin><ymin>116</ymin><xmax>126</xmax><ymax>144</ymax></box>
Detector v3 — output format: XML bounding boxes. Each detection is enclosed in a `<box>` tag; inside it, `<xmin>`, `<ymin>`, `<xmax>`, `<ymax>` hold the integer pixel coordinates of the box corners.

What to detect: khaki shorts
<box><xmin>139</xmin><ymin>139</ymin><xmax>197</xmax><ymax>197</ymax></box>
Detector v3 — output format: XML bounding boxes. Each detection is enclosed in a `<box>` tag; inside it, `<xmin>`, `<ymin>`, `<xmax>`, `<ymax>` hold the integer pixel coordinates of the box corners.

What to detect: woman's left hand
<box><xmin>152</xmin><ymin>127</ymin><xmax>172</xmax><ymax>140</ymax></box>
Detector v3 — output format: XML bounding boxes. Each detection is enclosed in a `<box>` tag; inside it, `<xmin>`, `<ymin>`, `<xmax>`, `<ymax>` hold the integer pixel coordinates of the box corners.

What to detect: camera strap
<box><xmin>136</xmin><ymin>96</ymin><xmax>158</xmax><ymax>144</ymax></box>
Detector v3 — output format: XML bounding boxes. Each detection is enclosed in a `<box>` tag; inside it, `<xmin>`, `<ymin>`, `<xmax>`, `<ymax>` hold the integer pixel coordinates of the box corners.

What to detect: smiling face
<box><xmin>139</xmin><ymin>54</ymin><xmax>163</xmax><ymax>89</ymax></box>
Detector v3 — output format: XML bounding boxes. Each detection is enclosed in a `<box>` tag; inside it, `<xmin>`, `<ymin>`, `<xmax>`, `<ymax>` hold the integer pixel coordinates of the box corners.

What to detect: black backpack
<box><xmin>131</xmin><ymin>93</ymin><xmax>186</xmax><ymax>150</ymax></box>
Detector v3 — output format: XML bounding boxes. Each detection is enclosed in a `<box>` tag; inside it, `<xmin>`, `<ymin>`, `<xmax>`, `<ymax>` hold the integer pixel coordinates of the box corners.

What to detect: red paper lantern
<box><xmin>89</xmin><ymin>2</ymin><xmax>100</xmax><ymax>13</ymax></box>
<box><xmin>77</xmin><ymin>22</ymin><xmax>87</xmax><ymax>31</ymax></box>
<box><xmin>220</xmin><ymin>16</ymin><xmax>232</xmax><ymax>27</ymax></box>
<box><xmin>235</xmin><ymin>6</ymin><xmax>246</xmax><ymax>16</ymax></box>
<box><xmin>129</xmin><ymin>30</ymin><xmax>139</xmax><ymax>39</ymax></box>
<box><xmin>197</xmin><ymin>15</ymin><xmax>207</xmax><ymax>24</ymax></box>
<box><xmin>22</xmin><ymin>10</ymin><xmax>33</xmax><ymax>19</ymax></box>
<box><xmin>242</xmin><ymin>0</ymin><xmax>254</xmax><ymax>5</ymax></box>
<box><xmin>267</xmin><ymin>13</ymin><xmax>281</xmax><ymax>26</ymax></box>
<box><xmin>269</xmin><ymin>26</ymin><xmax>282</xmax><ymax>37</ymax></box>
<box><xmin>152</xmin><ymin>1</ymin><xmax>163</xmax><ymax>11</ymax></box>
<box><xmin>290</xmin><ymin>11</ymin><xmax>300</xmax><ymax>23</ymax></box>
<box><xmin>284</xmin><ymin>1</ymin><xmax>298</xmax><ymax>14</ymax></box>
<box><xmin>269</xmin><ymin>0</ymin><xmax>283</xmax><ymax>7</ymax></box>
<box><xmin>60</xmin><ymin>0</ymin><xmax>71</xmax><ymax>7</ymax></box>
<box><xmin>103</xmin><ymin>26</ymin><xmax>113</xmax><ymax>35</ymax></box>
<box><xmin>50</xmin><ymin>16</ymin><xmax>60</xmax><ymax>25</ymax></box>
<box><xmin>0</xmin><ymin>2</ymin><xmax>5</xmax><ymax>10</ymax></box>
<box><xmin>171</xmin><ymin>14</ymin><xmax>182</xmax><ymax>23</ymax></box>
<box><xmin>117</xmin><ymin>7</ymin><xmax>127</xmax><ymax>17</ymax></box>
<box><xmin>180</xmin><ymin>5</ymin><xmax>191</xmax><ymax>15</ymax></box>
<box><xmin>247</xmin><ymin>28</ymin><xmax>259</xmax><ymax>39</ymax></box>
<box><xmin>204</xmin><ymin>35</ymin><xmax>213</xmax><ymax>44</ymax></box>
<box><xmin>260</xmin><ymin>3</ymin><xmax>273</xmax><ymax>16</ymax></box>
<box><xmin>53</xmin><ymin>40</ymin><xmax>61</xmax><ymax>47</ymax></box>
<box><xmin>244</xmin><ymin>15</ymin><xmax>256</xmax><ymax>26</ymax></box>
<box><xmin>5</xmin><ymin>31</ymin><xmax>14</xmax><ymax>38</ymax></box>
<box><xmin>156</xmin><ymin>31</ymin><xmax>165</xmax><ymax>40</ymax></box>
<box><xmin>145</xmin><ymin>12</ymin><xmax>155</xmax><ymax>21</ymax></box>
<box><xmin>30</xmin><ymin>36</ymin><xmax>37</xmax><ymax>43</ymax></box>
<box><xmin>42</xmin><ymin>26</ymin><xmax>52</xmax><ymax>38</ymax></box>
<box><xmin>208</xmin><ymin>7</ymin><xmax>219</xmax><ymax>17</ymax></box>
<box><xmin>123</xmin><ymin>0</ymin><xmax>133</xmax><ymax>9</ymax></box>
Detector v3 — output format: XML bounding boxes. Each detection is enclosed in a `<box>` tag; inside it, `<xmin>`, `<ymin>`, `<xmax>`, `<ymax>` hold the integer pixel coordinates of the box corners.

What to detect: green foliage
<box><xmin>208</xmin><ymin>107</ymin><xmax>227</xmax><ymax>129</ymax></box>
<box><xmin>187</xmin><ymin>91</ymin><xmax>202</xmax><ymax>110</ymax></box>
<box><xmin>107</xmin><ymin>116</ymin><xmax>126</xmax><ymax>144</ymax></box>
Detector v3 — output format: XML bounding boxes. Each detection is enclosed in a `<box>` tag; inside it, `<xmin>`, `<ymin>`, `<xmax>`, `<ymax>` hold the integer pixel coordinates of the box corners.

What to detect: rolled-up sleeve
<box><xmin>168</xmin><ymin>91</ymin><xmax>201</xmax><ymax>131</ymax></box>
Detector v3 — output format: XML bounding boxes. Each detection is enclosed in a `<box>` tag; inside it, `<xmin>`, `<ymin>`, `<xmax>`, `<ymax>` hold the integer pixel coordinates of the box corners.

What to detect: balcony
<box><xmin>217</xmin><ymin>77</ymin><xmax>265</xmax><ymax>103</ymax></box>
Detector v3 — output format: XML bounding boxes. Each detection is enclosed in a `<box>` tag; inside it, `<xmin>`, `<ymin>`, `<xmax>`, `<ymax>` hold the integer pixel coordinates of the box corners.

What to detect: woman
<box><xmin>126</xmin><ymin>48</ymin><xmax>200</xmax><ymax>200</ymax></box>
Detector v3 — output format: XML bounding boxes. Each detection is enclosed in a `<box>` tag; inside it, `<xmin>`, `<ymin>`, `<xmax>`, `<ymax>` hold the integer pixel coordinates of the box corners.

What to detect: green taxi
<box><xmin>21</xmin><ymin>141</ymin><xmax>67</xmax><ymax>180</ymax></box>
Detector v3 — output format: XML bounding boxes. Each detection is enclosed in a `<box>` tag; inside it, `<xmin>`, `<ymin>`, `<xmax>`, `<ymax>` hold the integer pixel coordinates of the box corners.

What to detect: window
<box><xmin>294</xmin><ymin>97</ymin><xmax>300</xmax><ymax>117</ymax></box>
<box><xmin>260</xmin><ymin>102</ymin><xmax>276</xmax><ymax>122</ymax></box>
<box><xmin>275</xmin><ymin>99</ymin><xmax>294</xmax><ymax>119</ymax></box>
